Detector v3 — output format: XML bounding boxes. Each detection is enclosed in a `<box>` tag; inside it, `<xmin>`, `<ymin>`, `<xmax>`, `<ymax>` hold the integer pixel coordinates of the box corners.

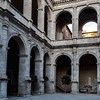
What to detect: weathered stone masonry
<box><xmin>0</xmin><ymin>0</ymin><xmax>100</xmax><ymax>99</ymax></box>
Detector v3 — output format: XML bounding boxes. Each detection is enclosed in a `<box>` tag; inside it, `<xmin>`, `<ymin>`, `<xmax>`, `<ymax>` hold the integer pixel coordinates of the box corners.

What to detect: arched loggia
<box><xmin>79</xmin><ymin>7</ymin><xmax>97</xmax><ymax>38</ymax></box>
<box><xmin>56</xmin><ymin>55</ymin><xmax>71</xmax><ymax>93</ymax></box>
<box><xmin>30</xmin><ymin>46</ymin><xmax>40</xmax><ymax>94</ymax></box>
<box><xmin>7</xmin><ymin>36</ymin><xmax>25</xmax><ymax>96</ymax></box>
<box><xmin>79</xmin><ymin>54</ymin><xmax>97</xmax><ymax>94</ymax></box>
<box><xmin>56</xmin><ymin>11</ymin><xmax>72</xmax><ymax>40</ymax></box>
<box><xmin>43</xmin><ymin>53</ymin><xmax>51</xmax><ymax>93</ymax></box>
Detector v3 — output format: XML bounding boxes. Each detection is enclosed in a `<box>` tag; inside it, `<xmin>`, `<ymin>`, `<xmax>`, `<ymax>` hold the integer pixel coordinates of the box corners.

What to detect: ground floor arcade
<box><xmin>0</xmin><ymin>36</ymin><xmax>100</xmax><ymax>99</ymax></box>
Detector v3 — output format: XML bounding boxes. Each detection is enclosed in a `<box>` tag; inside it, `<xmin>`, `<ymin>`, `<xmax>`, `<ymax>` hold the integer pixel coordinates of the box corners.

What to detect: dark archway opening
<box><xmin>79</xmin><ymin>7</ymin><xmax>97</xmax><ymax>38</ymax></box>
<box><xmin>79</xmin><ymin>54</ymin><xmax>97</xmax><ymax>94</ymax></box>
<box><xmin>11</xmin><ymin>0</ymin><xmax>23</xmax><ymax>14</ymax></box>
<box><xmin>32</xmin><ymin>0</ymin><xmax>38</xmax><ymax>26</ymax></box>
<box><xmin>30</xmin><ymin>48</ymin><xmax>35</xmax><ymax>95</ymax></box>
<box><xmin>7</xmin><ymin>37</ymin><xmax>19</xmax><ymax>96</ymax></box>
<box><xmin>44</xmin><ymin>6</ymin><xmax>49</xmax><ymax>36</ymax></box>
<box><xmin>30</xmin><ymin>47</ymin><xmax>40</xmax><ymax>94</ymax></box>
<box><xmin>56</xmin><ymin>55</ymin><xmax>71</xmax><ymax>93</ymax></box>
<box><xmin>56</xmin><ymin>12</ymin><xmax>72</xmax><ymax>40</ymax></box>
<box><xmin>43</xmin><ymin>53</ymin><xmax>50</xmax><ymax>93</ymax></box>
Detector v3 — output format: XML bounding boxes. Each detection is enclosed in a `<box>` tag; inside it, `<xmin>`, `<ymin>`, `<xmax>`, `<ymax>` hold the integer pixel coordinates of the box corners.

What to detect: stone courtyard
<box><xmin>1</xmin><ymin>0</ymin><xmax>100</xmax><ymax>99</ymax></box>
<box><xmin>7</xmin><ymin>94</ymin><xmax>100</xmax><ymax>100</ymax></box>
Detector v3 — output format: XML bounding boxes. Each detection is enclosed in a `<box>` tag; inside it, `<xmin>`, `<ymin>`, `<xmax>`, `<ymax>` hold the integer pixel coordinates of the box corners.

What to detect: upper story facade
<box><xmin>0</xmin><ymin>0</ymin><xmax>100</xmax><ymax>49</ymax></box>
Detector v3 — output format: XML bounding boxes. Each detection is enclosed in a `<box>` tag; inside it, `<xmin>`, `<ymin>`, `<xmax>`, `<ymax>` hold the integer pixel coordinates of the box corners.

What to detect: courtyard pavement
<box><xmin>7</xmin><ymin>93</ymin><xmax>100</xmax><ymax>100</ymax></box>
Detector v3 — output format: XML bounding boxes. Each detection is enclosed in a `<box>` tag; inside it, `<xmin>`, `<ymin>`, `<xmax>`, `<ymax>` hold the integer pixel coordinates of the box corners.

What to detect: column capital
<box><xmin>45</xmin><ymin>64</ymin><xmax>51</xmax><ymax>66</ymax></box>
<box><xmin>34</xmin><ymin>60</ymin><xmax>42</xmax><ymax>62</ymax></box>
<box><xmin>18</xmin><ymin>54</ymin><xmax>28</xmax><ymax>57</ymax></box>
<box><xmin>76</xmin><ymin>63</ymin><xmax>79</xmax><ymax>65</ymax></box>
<box><xmin>53</xmin><ymin>64</ymin><xmax>56</xmax><ymax>66</ymax></box>
<box><xmin>37</xmin><ymin>8</ymin><xmax>44</xmax><ymax>11</ymax></box>
<box><xmin>97</xmin><ymin>62</ymin><xmax>100</xmax><ymax>65</ymax></box>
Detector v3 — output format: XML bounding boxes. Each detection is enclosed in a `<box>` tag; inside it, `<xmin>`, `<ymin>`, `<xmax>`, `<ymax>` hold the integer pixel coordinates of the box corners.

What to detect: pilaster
<box><xmin>48</xmin><ymin>52</ymin><xmax>56</xmax><ymax>93</ymax></box>
<box><xmin>18</xmin><ymin>54</ymin><xmax>30</xmax><ymax>96</ymax></box>
<box><xmin>45</xmin><ymin>62</ymin><xmax>55</xmax><ymax>93</ymax></box>
<box><xmin>24</xmin><ymin>37</ymin><xmax>32</xmax><ymax>96</ymax></box>
<box><xmin>0</xmin><ymin>12</ymin><xmax>9</xmax><ymax>98</ymax></box>
<box><xmin>34</xmin><ymin>48</ymin><xmax>44</xmax><ymax>94</ymax></box>
<box><xmin>72</xmin><ymin>7</ymin><xmax>78</xmax><ymax>38</ymax></box>
<box><xmin>71</xmin><ymin>47</ymin><xmax>79</xmax><ymax>94</ymax></box>
<box><xmin>47</xmin><ymin>20</ymin><xmax>52</xmax><ymax>39</ymax></box>
<box><xmin>38</xmin><ymin>0</ymin><xmax>45</xmax><ymax>32</ymax></box>
<box><xmin>97</xmin><ymin>48</ymin><xmax>100</xmax><ymax>94</ymax></box>
<box><xmin>97</xmin><ymin>4</ymin><xmax>100</xmax><ymax>36</ymax></box>
<box><xmin>51</xmin><ymin>20</ymin><xmax>56</xmax><ymax>40</ymax></box>
<box><xmin>23</xmin><ymin>0</ymin><xmax>32</xmax><ymax>20</ymax></box>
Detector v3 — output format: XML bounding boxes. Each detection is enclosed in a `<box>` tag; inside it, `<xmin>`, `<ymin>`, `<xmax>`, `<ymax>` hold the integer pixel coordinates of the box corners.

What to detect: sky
<box><xmin>67</xmin><ymin>22</ymin><xmax>97</xmax><ymax>33</ymax></box>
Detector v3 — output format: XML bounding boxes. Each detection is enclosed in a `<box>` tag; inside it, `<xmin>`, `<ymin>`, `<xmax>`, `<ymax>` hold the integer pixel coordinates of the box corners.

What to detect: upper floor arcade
<box><xmin>0</xmin><ymin>0</ymin><xmax>100</xmax><ymax>48</ymax></box>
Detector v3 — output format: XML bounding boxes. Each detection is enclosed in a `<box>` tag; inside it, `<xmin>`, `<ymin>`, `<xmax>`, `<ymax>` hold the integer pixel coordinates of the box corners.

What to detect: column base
<box><xmin>34</xmin><ymin>79</ymin><xmax>44</xmax><ymax>94</ymax></box>
<box><xmin>71</xmin><ymin>81</ymin><xmax>79</xmax><ymax>94</ymax></box>
<box><xmin>97</xmin><ymin>82</ymin><xmax>100</xmax><ymax>94</ymax></box>
<box><xmin>0</xmin><ymin>98</ymin><xmax>8</xmax><ymax>100</ymax></box>
<box><xmin>0</xmin><ymin>78</ymin><xmax>8</xmax><ymax>98</ymax></box>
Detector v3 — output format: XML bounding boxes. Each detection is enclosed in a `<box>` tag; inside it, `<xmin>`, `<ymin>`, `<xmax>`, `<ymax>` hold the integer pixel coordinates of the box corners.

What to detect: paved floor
<box><xmin>7</xmin><ymin>93</ymin><xmax>100</xmax><ymax>100</ymax></box>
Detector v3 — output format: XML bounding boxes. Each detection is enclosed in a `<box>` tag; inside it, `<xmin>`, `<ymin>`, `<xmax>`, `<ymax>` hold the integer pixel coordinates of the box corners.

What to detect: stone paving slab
<box><xmin>7</xmin><ymin>93</ymin><xmax>100</xmax><ymax>100</ymax></box>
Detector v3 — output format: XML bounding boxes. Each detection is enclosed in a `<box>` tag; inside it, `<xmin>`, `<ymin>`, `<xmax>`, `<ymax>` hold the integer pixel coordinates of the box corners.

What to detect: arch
<box><xmin>78</xmin><ymin>7</ymin><xmax>97</xmax><ymax>38</ymax></box>
<box><xmin>7</xmin><ymin>35</ymin><xmax>26</xmax><ymax>96</ymax></box>
<box><xmin>78</xmin><ymin>6</ymin><xmax>97</xmax><ymax>18</ymax></box>
<box><xmin>8</xmin><ymin>34</ymin><xmax>26</xmax><ymax>54</ymax></box>
<box><xmin>56</xmin><ymin>55</ymin><xmax>71</xmax><ymax>93</ymax></box>
<box><xmin>44</xmin><ymin>53</ymin><xmax>51</xmax><ymax>65</ymax></box>
<box><xmin>79</xmin><ymin>7</ymin><xmax>97</xmax><ymax>23</ymax></box>
<box><xmin>31</xmin><ymin>46</ymin><xmax>40</xmax><ymax>61</ymax></box>
<box><xmin>56</xmin><ymin>11</ymin><xmax>72</xmax><ymax>40</ymax></box>
<box><xmin>56</xmin><ymin>10</ymin><xmax>72</xmax><ymax>21</ymax></box>
<box><xmin>54</xmin><ymin>53</ymin><xmax>72</xmax><ymax>65</ymax></box>
<box><xmin>30</xmin><ymin>43</ymin><xmax>41</xmax><ymax>60</ymax></box>
<box><xmin>79</xmin><ymin>53</ymin><xmax>97</xmax><ymax>94</ymax></box>
<box><xmin>78</xmin><ymin>51</ymin><xmax>98</xmax><ymax>63</ymax></box>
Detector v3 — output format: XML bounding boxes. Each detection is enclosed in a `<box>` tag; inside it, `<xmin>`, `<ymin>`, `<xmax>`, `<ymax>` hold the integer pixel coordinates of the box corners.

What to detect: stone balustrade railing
<box><xmin>53</xmin><ymin>0</ymin><xmax>80</xmax><ymax>6</ymax></box>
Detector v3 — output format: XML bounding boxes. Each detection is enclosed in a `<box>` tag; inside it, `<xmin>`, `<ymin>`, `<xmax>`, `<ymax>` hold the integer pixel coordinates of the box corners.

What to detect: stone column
<box><xmin>38</xmin><ymin>0</ymin><xmax>45</xmax><ymax>32</ymax></box>
<box><xmin>18</xmin><ymin>54</ymin><xmax>31</xmax><ymax>96</ymax></box>
<box><xmin>0</xmin><ymin>15</ymin><xmax>9</xmax><ymax>98</ymax></box>
<box><xmin>47</xmin><ymin>20</ymin><xmax>52</xmax><ymax>39</ymax></box>
<box><xmin>34</xmin><ymin>59</ymin><xmax>44</xmax><ymax>94</ymax></box>
<box><xmin>45</xmin><ymin>62</ymin><xmax>55</xmax><ymax>93</ymax></box>
<box><xmin>71</xmin><ymin>47</ymin><xmax>79</xmax><ymax>94</ymax></box>
<box><xmin>24</xmin><ymin>38</ymin><xmax>31</xmax><ymax>96</ymax></box>
<box><xmin>49</xmin><ymin>64</ymin><xmax>56</xmax><ymax>93</ymax></box>
<box><xmin>45</xmin><ymin>63</ymin><xmax>50</xmax><ymax>93</ymax></box>
<box><xmin>72</xmin><ymin>7</ymin><xmax>78</xmax><ymax>38</ymax></box>
<box><xmin>23</xmin><ymin>0</ymin><xmax>32</xmax><ymax>20</ymax></box>
<box><xmin>47</xmin><ymin>52</ymin><xmax>56</xmax><ymax>93</ymax></box>
<box><xmin>97</xmin><ymin>6</ymin><xmax>100</xmax><ymax>36</ymax></box>
<box><xmin>97</xmin><ymin>62</ymin><xmax>100</xmax><ymax>94</ymax></box>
